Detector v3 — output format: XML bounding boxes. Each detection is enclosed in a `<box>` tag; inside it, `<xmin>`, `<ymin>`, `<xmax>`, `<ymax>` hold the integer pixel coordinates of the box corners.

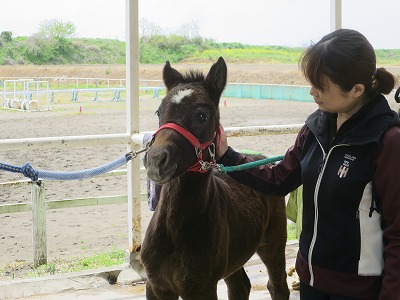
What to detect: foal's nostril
<box><xmin>157</xmin><ymin>148</ymin><xmax>170</xmax><ymax>169</ymax></box>
<box><xmin>148</xmin><ymin>147</ymin><xmax>170</xmax><ymax>170</ymax></box>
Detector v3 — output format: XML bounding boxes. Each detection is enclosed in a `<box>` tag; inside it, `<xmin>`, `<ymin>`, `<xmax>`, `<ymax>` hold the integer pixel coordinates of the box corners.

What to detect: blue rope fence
<box><xmin>0</xmin><ymin>153</ymin><xmax>134</xmax><ymax>182</ymax></box>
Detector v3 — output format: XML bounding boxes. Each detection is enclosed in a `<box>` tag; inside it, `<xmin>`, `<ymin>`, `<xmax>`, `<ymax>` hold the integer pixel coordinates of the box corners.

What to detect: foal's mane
<box><xmin>180</xmin><ymin>70</ymin><xmax>205</xmax><ymax>84</ymax></box>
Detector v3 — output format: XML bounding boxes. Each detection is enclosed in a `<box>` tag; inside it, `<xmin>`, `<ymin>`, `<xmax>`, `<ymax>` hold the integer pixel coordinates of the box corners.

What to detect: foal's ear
<box><xmin>204</xmin><ymin>57</ymin><xmax>227</xmax><ymax>104</ymax></box>
<box><xmin>163</xmin><ymin>61</ymin><xmax>184</xmax><ymax>91</ymax></box>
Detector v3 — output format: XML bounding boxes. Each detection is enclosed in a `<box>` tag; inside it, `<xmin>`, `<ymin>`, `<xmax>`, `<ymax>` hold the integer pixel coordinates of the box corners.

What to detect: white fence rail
<box><xmin>2</xmin><ymin>77</ymin><xmax>165</xmax><ymax>110</ymax></box>
<box><xmin>0</xmin><ymin>77</ymin><xmax>163</xmax><ymax>89</ymax></box>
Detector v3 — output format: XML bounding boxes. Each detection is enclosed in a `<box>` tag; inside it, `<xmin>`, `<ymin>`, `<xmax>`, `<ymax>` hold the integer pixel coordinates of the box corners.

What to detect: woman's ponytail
<box><xmin>372</xmin><ymin>68</ymin><xmax>398</xmax><ymax>95</ymax></box>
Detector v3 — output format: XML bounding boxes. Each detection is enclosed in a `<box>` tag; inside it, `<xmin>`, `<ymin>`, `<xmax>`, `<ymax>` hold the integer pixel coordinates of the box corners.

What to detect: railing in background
<box><xmin>1</xmin><ymin>78</ymin><xmax>165</xmax><ymax>110</ymax></box>
<box><xmin>0</xmin><ymin>77</ymin><xmax>162</xmax><ymax>90</ymax></box>
<box><xmin>224</xmin><ymin>83</ymin><xmax>313</xmax><ymax>102</ymax></box>
<box><xmin>2</xmin><ymin>77</ymin><xmax>320</xmax><ymax>105</ymax></box>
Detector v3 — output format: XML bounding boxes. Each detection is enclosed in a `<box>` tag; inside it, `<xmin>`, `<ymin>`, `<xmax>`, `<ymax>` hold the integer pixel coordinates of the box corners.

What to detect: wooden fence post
<box><xmin>31</xmin><ymin>181</ymin><xmax>47</xmax><ymax>267</ymax></box>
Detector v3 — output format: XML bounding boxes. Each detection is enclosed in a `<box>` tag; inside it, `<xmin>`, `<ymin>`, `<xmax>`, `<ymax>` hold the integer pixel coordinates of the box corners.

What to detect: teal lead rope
<box><xmin>217</xmin><ymin>155</ymin><xmax>284</xmax><ymax>173</ymax></box>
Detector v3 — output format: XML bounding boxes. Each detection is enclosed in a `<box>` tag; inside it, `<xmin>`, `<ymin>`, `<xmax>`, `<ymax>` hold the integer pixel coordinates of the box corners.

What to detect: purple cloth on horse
<box><xmin>147</xmin><ymin>178</ymin><xmax>161</xmax><ymax>211</ymax></box>
<box><xmin>143</xmin><ymin>133</ymin><xmax>162</xmax><ymax>211</ymax></box>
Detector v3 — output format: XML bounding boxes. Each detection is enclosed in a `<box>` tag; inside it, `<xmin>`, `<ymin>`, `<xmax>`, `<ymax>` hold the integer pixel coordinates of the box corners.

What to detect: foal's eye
<box><xmin>155</xmin><ymin>110</ymin><xmax>160</xmax><ymax>118</ymax></box>
<box><xmin>198</xmin><ymin>112</ymin><xmax>208</xmax><ymax>122</ymax></box>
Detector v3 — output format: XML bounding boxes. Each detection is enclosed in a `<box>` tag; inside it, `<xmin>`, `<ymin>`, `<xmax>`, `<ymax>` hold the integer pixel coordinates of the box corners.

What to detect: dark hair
<box><xmin>300</xmin><ymin>28</ymin><xmax>397</xmax><ymax>96</ymax></box>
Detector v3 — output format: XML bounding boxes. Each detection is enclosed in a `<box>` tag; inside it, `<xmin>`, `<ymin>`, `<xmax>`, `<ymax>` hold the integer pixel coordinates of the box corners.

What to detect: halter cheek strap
<box><xmin>217</xmin><ymin>126</ymin><xmax>223</xmax><ymax>150</ymax></box>
<box><xmin>152</xmin><ymin>123</ymin><xmax>217</xmax><ymax>173</ymax></box>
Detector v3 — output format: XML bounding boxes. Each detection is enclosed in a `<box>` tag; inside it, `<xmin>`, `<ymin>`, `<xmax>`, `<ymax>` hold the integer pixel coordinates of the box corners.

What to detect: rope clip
<box><xmin>127</xmin><ymin>140</ymin><xmax>151</xmax><ymax>160</ymax></box>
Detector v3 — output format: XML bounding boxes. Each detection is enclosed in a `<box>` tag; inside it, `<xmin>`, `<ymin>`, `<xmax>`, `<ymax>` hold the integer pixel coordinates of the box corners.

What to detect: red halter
<box><xmin>152</xmin><ymin>123</ymin><xmax>218</xmax><ymax>173</ymax></box>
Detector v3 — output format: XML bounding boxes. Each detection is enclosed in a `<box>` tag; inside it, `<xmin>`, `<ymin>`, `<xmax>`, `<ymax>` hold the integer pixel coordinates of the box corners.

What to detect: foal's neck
<box><xmin>164</xmin><ymin>172</ymin><xmax>215</xmax><ymax>212</ymax></box>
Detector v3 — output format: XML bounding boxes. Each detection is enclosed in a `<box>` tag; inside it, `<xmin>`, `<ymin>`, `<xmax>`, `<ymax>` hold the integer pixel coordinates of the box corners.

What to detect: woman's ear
<box><xmin>350</xmin><ymin>84</ymin><xmax>365</xmax><ymax>98</ymax></box>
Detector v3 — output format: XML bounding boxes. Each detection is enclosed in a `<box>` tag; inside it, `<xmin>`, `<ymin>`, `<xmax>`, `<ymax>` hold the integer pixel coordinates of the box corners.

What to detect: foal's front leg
<box><xmin>224</xmin><ymin>267</ymin><xmax>251</xmax><ymax>299</ymax></box>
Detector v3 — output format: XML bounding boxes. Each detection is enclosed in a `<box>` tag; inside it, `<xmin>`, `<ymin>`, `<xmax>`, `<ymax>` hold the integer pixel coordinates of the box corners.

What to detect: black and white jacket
<box><xmin>219</xmin><ymin>94</ymin><xmax>400</xmax><ymax>300</ymax></box>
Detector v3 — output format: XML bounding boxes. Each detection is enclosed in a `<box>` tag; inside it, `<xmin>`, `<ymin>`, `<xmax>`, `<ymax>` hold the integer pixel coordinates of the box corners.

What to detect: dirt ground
<box><xmin>0</xmin><ymin>63</ymin><xmax>399</xmax><ymax>280</ymax></box>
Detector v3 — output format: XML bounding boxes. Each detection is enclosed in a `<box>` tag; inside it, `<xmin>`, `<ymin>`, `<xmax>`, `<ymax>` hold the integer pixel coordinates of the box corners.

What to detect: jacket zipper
<box><xmin>307</xmin><ymin>143</ymin><xmax>349</xmax><ymax>286</ymax></box>
<box><xmin>308</xmin><ymin>141</ymin><xmax>325</xmax><ymax>286</ymax></box>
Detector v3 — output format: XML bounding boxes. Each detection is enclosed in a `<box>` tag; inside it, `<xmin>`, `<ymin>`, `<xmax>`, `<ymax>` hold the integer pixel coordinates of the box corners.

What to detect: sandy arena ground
<box><xmin>0</xmin><ymin>63</ymin><xmax>399</xmax><ymax>281</ymax></box>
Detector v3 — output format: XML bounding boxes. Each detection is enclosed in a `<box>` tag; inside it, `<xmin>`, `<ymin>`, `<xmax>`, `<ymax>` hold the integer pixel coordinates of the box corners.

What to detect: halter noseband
<box><xmin>152</xmin><ymin>122</ymin><xmax>218</xmax><ymax>173</ymax></box>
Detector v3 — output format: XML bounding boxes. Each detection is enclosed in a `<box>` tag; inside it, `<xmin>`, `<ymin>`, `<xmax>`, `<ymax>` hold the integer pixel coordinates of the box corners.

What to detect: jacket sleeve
<box><xmin>375</xmin><ymin>126</ymin><xmax>400</xmax><ymax>299</ymax></box>
<box><xmin>217</xmin><ymin>125</ymin><xmax>309</xmax><ymax>196</ymax></box>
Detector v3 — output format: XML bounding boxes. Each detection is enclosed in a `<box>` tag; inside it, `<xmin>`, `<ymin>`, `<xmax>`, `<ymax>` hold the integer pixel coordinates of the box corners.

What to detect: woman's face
<box><xmin>310</xmin><ymin>78</ymin><xmax>365</xmax><ymax>116</ymax></box>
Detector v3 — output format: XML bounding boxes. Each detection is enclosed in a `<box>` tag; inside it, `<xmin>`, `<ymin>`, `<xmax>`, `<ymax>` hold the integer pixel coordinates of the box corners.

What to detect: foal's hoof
<box><xmin>287</xmin><ymin>266</ymin><xmax>295</xmax><ymax>276</ymax></box>
<box><xmin>287</xmin><ymin>266</ymin><xmax>300</xmax><ymax>291</ymax></box>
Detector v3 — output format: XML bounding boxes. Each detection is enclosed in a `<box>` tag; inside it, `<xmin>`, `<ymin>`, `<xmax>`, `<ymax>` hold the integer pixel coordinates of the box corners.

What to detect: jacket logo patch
<box><xmin>338</xmin><ymin>154</ymin><xmax>356</xmax><ymax>178</ymax></box>
<box><xmin>337</xmin><ymin>164</ymin><xmax>349</xmax><ymax>178</ymax></box>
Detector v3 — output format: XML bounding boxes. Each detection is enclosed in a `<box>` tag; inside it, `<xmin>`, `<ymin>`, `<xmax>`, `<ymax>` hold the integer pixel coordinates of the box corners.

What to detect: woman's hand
<box><xmin>216</xmin><ymin>125</ymin><xmax>229</xmax><ymax>160</ymax></box>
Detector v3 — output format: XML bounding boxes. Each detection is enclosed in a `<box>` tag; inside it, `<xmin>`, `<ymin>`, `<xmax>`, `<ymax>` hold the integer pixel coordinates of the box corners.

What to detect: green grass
<box><xmin>186</xmin><ymin>46</ymin><xmax>400</xmax><ymax>65</ymax></box>
<box><xmin>375</xmin><ymin>49</ymin><xmax>400</xmax><ymax>65</ymax></box>
<box><xmin>188</xmin><ymin>47</ymin><xmax>304</xmax><ymax>64</ymax></box>
<box><xmin>28</xmin><ymin>248</ymin><xmax>125</xmax><ymax>278</ymax></box>
<box><xmin>1</xmin><ymin>248</ymin><xmax>126</xmax><ymax>280</ymax></box>
<box><xmin>2</xmin><ymin>34</ymin><xmax>399</xmax><ymax>65</ymax></box>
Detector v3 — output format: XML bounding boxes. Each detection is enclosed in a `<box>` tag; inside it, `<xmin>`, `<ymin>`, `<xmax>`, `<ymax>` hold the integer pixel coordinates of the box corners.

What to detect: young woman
<box><xmin>217</xmin><ymin>29</ymin><xmax>400</xmax><ymax>300</ymax></box>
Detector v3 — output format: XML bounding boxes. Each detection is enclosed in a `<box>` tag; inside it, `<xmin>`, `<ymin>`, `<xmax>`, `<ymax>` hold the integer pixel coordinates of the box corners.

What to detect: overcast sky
<box><xmin>1</xmin><ymin>0</ymin><xmax>400</xmax><ymax>49</ymax></box>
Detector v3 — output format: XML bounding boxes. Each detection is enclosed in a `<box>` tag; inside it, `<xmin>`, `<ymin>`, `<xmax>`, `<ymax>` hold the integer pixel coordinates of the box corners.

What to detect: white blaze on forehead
<box><xmin>171</xmin><ymin>89</ymin><xmax>193</xmax><ymax>104</ymax></box>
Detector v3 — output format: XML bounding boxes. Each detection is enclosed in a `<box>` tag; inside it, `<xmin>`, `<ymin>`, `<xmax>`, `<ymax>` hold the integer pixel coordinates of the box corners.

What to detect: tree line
<box><xmin>1</xmin><ymin>19</ymin><xmax>399</xmax><ymax>65</ymax></box>
<box><xmin>0</xmin><ymin>19</ymin><xmax>303</xmax><ymax>65</ymax></box>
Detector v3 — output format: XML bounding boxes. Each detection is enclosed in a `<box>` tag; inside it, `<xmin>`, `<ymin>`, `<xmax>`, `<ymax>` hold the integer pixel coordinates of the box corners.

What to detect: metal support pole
<box><xmin>125</xmin><ymin>0</ymin><xmax>143</xmax><ymax>271</ymax></box>
<box><xmin>32</xmin><ymin>181</ymin><xmax>47</xmax><ymax>267</ymax></box>
<box><xmin>330</xmin><ymin>0</ymin><xmax>342</xmax><ymax>31</ymax></box>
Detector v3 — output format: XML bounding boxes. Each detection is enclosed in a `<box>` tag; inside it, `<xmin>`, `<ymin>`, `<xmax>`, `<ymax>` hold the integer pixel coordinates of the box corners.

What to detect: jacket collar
<box><xmin>305</xmin><ymin>94</ymin><xmax>400</xmax><ymax>148</ymax></box>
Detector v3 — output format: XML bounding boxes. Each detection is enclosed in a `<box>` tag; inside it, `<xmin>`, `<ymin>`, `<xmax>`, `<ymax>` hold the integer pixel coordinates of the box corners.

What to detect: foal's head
<box><xmin>144</xmin><ymin>57</ymin><xmax>227</xmax><ymax>184</ymax></box>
